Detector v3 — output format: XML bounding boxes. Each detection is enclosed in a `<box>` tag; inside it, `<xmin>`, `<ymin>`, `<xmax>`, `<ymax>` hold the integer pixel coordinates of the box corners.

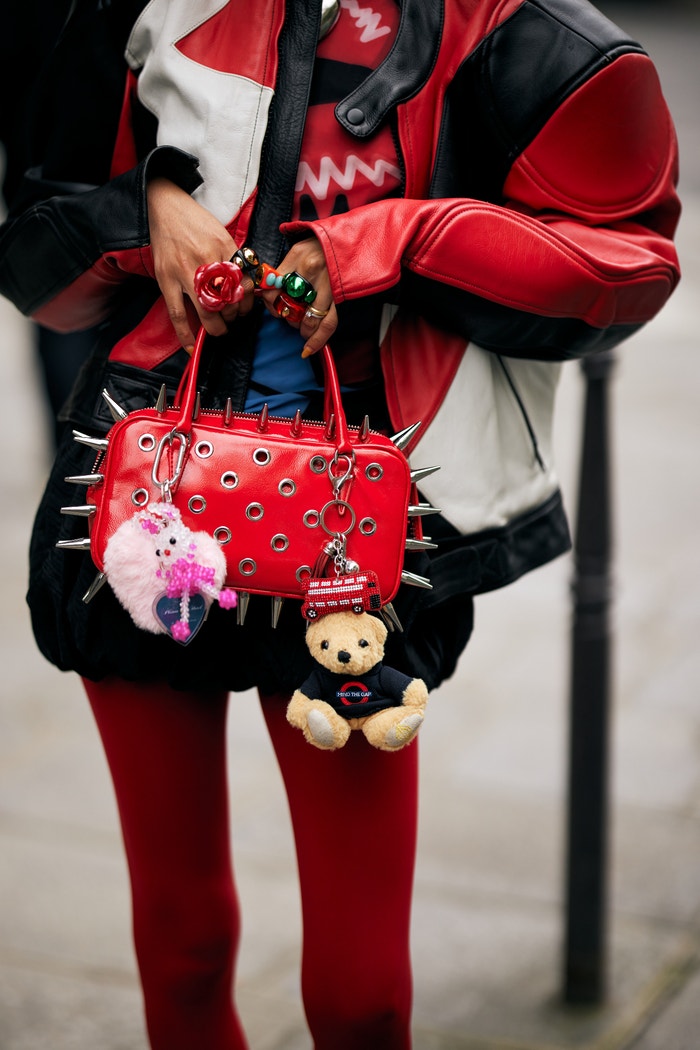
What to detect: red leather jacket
<box><xmin>0</xmin><ymin>0</ymin><xmax>681</xmax><ymax>598</ymax></box>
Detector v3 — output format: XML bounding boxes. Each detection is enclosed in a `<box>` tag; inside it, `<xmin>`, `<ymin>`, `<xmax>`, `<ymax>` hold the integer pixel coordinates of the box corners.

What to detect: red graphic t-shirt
<box><xmin>292</xmin><ymin>0</ymin><xmax>401</xmax><ymax>222</ymax></box>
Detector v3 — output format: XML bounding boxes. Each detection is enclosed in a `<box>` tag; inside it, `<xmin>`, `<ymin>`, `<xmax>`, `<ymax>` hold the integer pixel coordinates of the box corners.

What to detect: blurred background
<box><xmin>0</xmin><ymin>2</ymin><xmax>698</xmax><ymax>1048</ymax></box>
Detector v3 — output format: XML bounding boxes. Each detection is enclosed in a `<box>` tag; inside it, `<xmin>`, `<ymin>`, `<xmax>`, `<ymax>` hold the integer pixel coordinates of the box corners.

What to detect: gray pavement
<box><xmin>1</xmin><ymin>5</ymin><xmax>699</xmax><ymax>1048</ymax></box>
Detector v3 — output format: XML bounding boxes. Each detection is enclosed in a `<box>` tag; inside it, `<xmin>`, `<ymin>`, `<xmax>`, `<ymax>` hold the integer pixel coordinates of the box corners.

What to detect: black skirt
<box><xmin>28</xmin><ymin>362</ymin><xmax>475</xmax><ymax>696</ymax></box>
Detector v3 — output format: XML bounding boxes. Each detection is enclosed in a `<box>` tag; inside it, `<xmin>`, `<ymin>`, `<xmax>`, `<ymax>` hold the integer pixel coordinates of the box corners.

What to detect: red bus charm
<box><xmin>301</xmin><ymin>572</ymin><xmax>382</xmax><ymax>620</ymax></box>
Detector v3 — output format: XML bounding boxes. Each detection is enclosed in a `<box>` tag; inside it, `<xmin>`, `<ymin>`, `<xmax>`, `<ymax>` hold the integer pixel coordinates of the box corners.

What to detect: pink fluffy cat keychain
<box><xmin>103</xmin><ymin>502</ymin><xmax>236</xmax><ymax>643</ymax></box>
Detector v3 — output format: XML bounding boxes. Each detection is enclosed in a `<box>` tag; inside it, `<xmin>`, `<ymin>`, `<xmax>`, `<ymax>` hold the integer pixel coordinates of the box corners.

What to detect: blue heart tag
<box><xmin>154</xmin><ymin>593</ymin><xmax>207</xmax><ymax>645</ymax></box>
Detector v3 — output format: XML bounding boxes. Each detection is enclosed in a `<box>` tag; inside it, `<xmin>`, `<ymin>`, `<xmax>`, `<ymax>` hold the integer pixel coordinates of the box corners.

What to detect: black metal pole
<box><xmin>563</xmin><ymin>349</ymin><xmax>617</xmax><ymax>1004</ymax></box>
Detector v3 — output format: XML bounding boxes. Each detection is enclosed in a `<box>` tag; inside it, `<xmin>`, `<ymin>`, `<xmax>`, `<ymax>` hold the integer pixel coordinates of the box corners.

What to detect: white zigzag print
<box><xmin>340</xmin><ymin>0</ymin><xmax>392</xmax><ymax>43</ymax></box>
<box><xmin>296</xmin><ymin>155</ymin><xmax>401</xmax><ymax>199</ymax></box>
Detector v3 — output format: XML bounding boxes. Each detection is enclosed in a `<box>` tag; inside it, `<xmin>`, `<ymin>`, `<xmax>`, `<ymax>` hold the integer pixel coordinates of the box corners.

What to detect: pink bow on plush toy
<box><xmin>103</xmin><ymin>502</ymin><xmax>236</xmax><ymax>643</ymax></box>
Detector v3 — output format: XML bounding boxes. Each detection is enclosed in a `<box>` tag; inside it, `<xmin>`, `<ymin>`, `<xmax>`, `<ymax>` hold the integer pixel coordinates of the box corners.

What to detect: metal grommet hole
<box><xmin>131</xmin><ymin>488</ymin><xmax>150</xmax><ymax>507</ymax></box>
<box><xmin>309</xmin><ymin>456</ymin><xmax>326</xmax><ymax>474</ymax></box>
<box><xmin>303</xmin><ymin>510</ymin><xmax>320</xmax><ymax>528</ymax></box>
<box><xmin>271</xmin><ymin>534</ymin><xmax>289</xmax><ymax>552</ymax></box>
<box><xmin>138</xmin><ymin>434</ymin><xmax>156</xmax><ymax>452</ymax></box>
<box><xmin>194</xmin><ymin>440</ymin><xmax>214</xmax><ymax>459</ymax></box>
<box><xmin>278</xmin><ymin>478</ymin><xmax>297</xmax><ymax>497</ymax></box>
<box><xmin>359</xmin><ymin>517</ymin><xmax>377</xmax><ymax>535</ymax></box>
<box><xmin>239</xmin><ymin>558</ymin><xmax>257</xmax><ymax>576</ymax></box>
<box><xmin>188</xmin><ymin>495</ymin><xmax>207</xmax><ymax>514</ymax></box>
<box><xmin>214</xmin><ymin>527</ymin><xmax>232</xmax><ymax>545</ymax></box>
<box><xmin>365</xmin><ymin>463</ymin><xmax>384</xmax><ymax>481</ymax></box>
<box><xmin>246</xmin><ymin>502</ymin><xmax>264</xmax><ymax>521</ymax></box>
<box><xmin>253</xmin><ymin>447</ymin><xmax>271</xmax><ymax>465</ymax></box>
<box><xmin>221</xmin><ymin>471</ymin><xmax>239</xmax><ymax>489</ymax></box>
<box><xmin>296</xmin><ymin>565</ymin><xmax>312</xmax><ymax>583</ymax></box>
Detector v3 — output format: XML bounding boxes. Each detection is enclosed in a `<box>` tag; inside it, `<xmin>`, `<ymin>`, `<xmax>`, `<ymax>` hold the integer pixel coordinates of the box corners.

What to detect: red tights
<box><xmin>83</xmin><ymin>677</ymin><xmax>418</xmax><ymax>1049</ymax></box>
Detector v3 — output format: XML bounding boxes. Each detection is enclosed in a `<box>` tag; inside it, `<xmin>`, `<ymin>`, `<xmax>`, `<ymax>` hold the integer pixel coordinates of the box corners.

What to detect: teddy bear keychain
<box><xmin>287</xmin><ymin>570</ymin><xmax>429</xmax><ymax>752</ymax></box>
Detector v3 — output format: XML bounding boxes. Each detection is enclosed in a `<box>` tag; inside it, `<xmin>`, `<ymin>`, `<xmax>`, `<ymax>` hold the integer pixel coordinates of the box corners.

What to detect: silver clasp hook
<box><xmin>151</xmin><ymin>429</ymin><xmax>190</xmax><ymax>501</ymax></box>
<box><xmin>328</xmin><ymin>451</ymin><xmax>355</xmax><ymax>500</ymax></box>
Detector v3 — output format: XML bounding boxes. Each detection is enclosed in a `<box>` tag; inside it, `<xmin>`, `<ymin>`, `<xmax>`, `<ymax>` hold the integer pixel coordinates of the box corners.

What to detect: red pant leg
<box><xmin>83</xmin><ymin>677</ymin><xmax>248</xmax><ymax>1050</ymax></box>
<box><xmin>260</xmin><ymin>691</ymin><xmax>417</xmax><ymax>1050</ymax></box>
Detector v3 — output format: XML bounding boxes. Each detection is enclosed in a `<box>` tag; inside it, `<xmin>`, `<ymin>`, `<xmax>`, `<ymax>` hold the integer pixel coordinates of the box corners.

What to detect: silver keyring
<box><xmin>319</xmin><ymin>499</ymin><xmax>356</xmax><ymax>536</ymax></box>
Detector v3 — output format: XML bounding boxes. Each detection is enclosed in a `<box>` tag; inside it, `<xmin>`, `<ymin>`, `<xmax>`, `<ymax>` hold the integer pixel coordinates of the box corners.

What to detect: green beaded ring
<box><xmin>280</xmin><ymin>271</ymin><xmax>317</xmax><ymax>305</ymax></box>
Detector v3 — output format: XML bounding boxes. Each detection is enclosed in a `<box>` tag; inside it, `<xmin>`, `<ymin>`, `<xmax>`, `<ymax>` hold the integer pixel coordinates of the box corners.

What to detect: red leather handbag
<box><xmin>61</xmin><ymin>327</ymin><xmax>438</xmax><ymax>631</ymax></box>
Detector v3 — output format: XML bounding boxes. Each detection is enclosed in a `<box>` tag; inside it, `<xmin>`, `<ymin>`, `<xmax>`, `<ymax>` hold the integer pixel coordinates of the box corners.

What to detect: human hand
<box><xmin>146</xmin><ymin>177</ymin><xmax>255</xmax><ymax>349</ymax></box>
<box><xmin>260</xmin><ymin>237</ymin><xmax>337</xmax><ymax>357</ymax></box>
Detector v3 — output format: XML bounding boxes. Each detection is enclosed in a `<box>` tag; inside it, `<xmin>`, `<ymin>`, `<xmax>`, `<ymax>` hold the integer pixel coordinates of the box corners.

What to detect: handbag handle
<box><xmin>175</xmin><ymin>327</ymin><xmax>351</xmax><ymax>453</ymax></box>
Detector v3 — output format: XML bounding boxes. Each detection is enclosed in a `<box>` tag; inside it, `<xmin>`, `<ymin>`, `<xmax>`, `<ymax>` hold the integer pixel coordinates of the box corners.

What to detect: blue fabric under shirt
<box><xmin>244</xmin><ymin>312</ymin><xmax>324</xmax><ymax>416</ymax></box>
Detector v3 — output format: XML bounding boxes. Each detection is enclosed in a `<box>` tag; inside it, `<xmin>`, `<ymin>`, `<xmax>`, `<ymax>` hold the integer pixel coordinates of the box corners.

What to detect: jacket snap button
<box><xmin>346</xmin><ymin>107</ymin><xmax>365</xmax><ymax>125</ymax></box>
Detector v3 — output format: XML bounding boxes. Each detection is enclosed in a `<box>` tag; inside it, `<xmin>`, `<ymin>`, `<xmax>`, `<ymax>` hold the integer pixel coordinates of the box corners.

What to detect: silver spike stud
<box><xmin>358</xmin><ymin>415</ymin><xmax>370</xmax><ymax>442</ymax></box>
<box><xmin>405</xmin><ymin>537</ymin><xmax>439</xmax><ymax>552</ymax></box>
<box><xmin>193</xmin><ymin>391</ymin><xmax>201</xmax><ymax>421</ymax></box>
<box><xmin>291</xmin><ymin>409</ymin><xmax>303</xmax><ymax>437</ymax></box>
<box><xmin>55</xmin><ymin>537</ymin><xmax>92</xmax><ymax>551</ymax></box>
<box><xmin>410</xmin><ymin>465</ymin><xmax>441</xmax><ymax>485</ymax></box>
<box><xmin>408</xmin><ymin>503</ymin><xmax>440</xmax><ymax>517</ymax></box>
<box><xmin>65</xmin><ymin>473</ymin><xmax>103</xmax><ymax>486</ymax></box>
<box><xmin>236</xmin><ymin>591</ymin><xmax>250</xmax><ymax>626</ymax></box>
<box><xmin>389</xmin><ymin>421</ymin><xmax>422</xmax><ymax>452</ymax></box>
<box><xmin>155</xmin><ymin>384</ymin><xmax>168</xmax><ymax>414</ymax></box>
<box><xmin>257</xmin><ymin>403</ymin><xmax>269</xmax><ymax>433</ymax></box>
<box><xmin>82</xmin><ymin>571</ymin><xmax>108</xmax><ymax>604</ymax></box>
<box><xmin>60</xmin><ymin>505</ymin><xmax>96</xmax><ymax>518</ymax></box>
<box><xmin>401</xmin><ymin>570</ymin><xmax>432</xmax><ymax>590</ymax></box>
<box><xmin>101</xmin><ymin>389</ymin><xmax>128</xmax><ymax>422</ymax></box>
<box><xmin>224</xmin><ymin>397</ymin><xmax>233</xmax><ymax>426</ymax></box>
<box><xmin>73</xmin><ymin>430</ymin><xmax>109</xmax><ymax>453</ymax></box>
<box><xmin>325</xmin><ymin>414</ymin><xmax>336</xmax><ymax>441</ymax></box>
<box><xmin>380</xmin><ymin>602</ymin><xmax>403</xmax><ymax>632</ymax></box>
<box><xmin>271</xmin><ymin>596</ymin><xmax>284</xmax><ymax>629</ymax></box>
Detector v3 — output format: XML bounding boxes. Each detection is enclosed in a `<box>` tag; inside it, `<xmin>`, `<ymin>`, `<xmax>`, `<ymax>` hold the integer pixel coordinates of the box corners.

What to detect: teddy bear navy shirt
<box><xmin>299</xmin><ymin>660</ymin><xmax>413</xmax><ymax>719</ymax></box>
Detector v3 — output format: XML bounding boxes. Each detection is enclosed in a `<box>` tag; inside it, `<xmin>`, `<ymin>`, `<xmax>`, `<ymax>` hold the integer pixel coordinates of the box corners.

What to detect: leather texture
<box><xmin>87</xmin><ymin>334</ymin><xmax>415</xmax><ymax>603</ymax></box>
